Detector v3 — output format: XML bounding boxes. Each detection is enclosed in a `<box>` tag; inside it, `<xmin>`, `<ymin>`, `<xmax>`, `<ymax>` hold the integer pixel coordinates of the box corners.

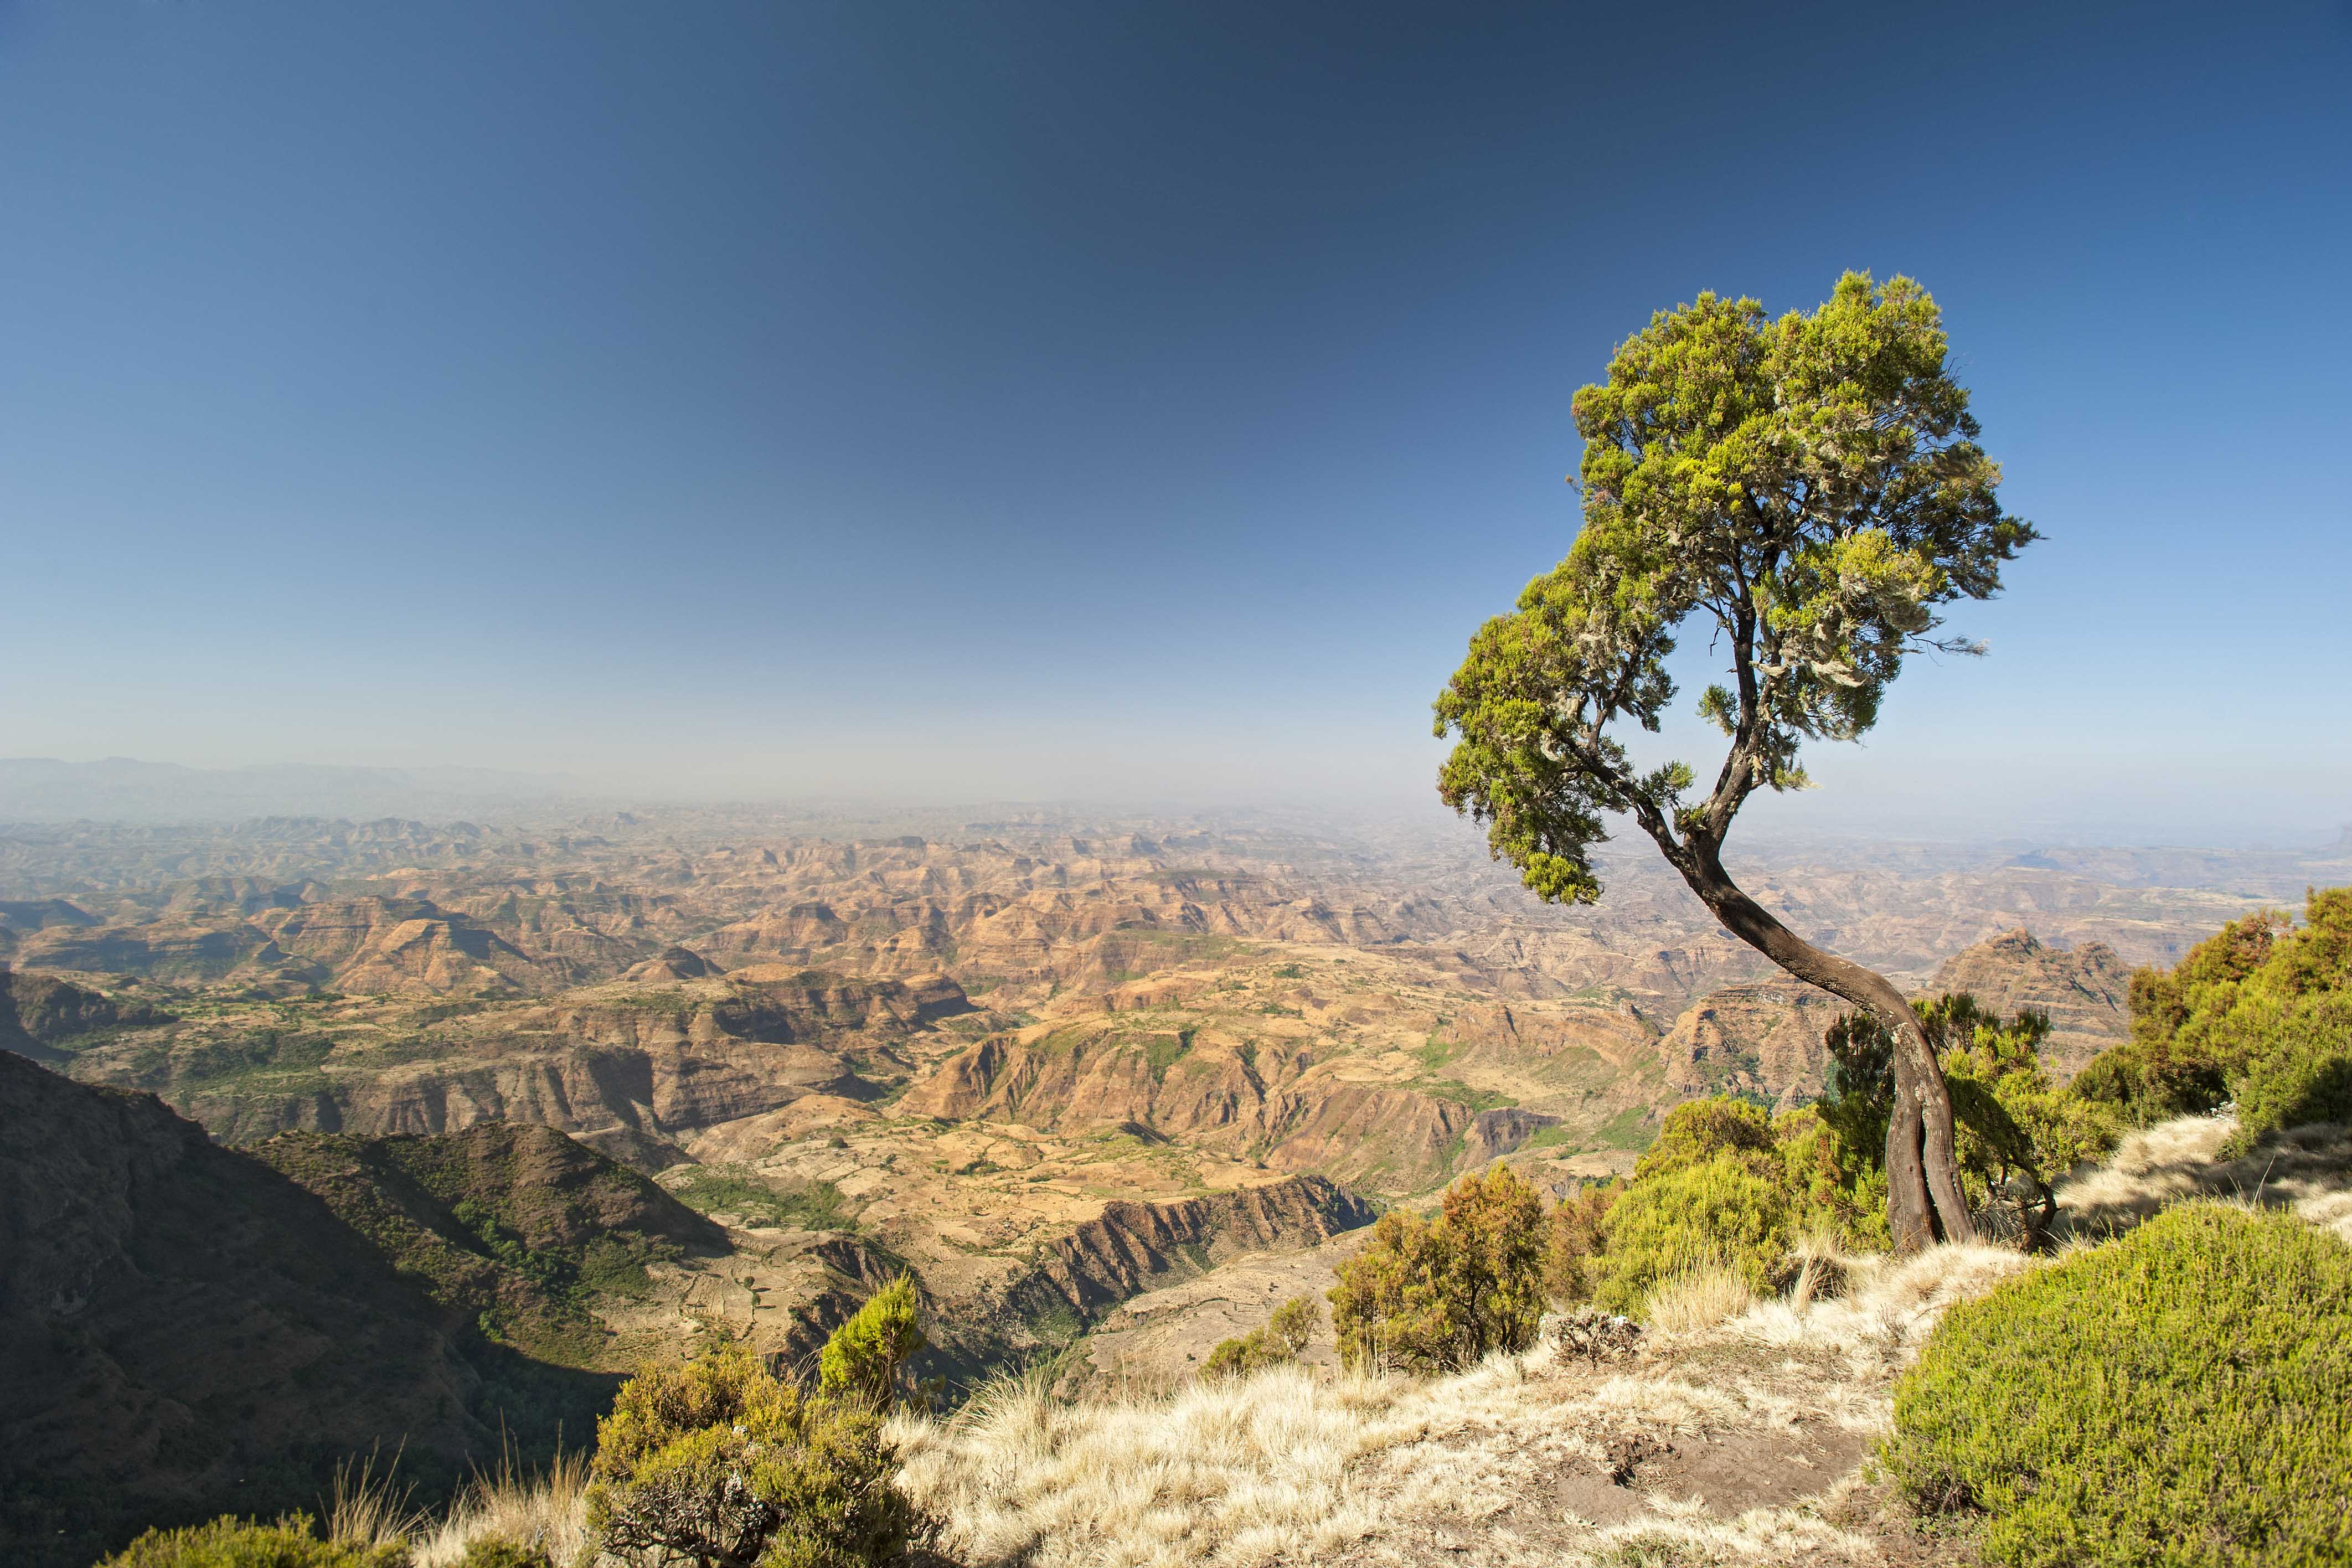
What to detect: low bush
<box><xmin>1886</xmin><ymin>1201</ymin><xmax>2352</xmax><ymax>1566</ymax></box>
<box><xmin>97</xmin><ymin>1515</ymin><xmax>407</xmax><ymax>1568</ymax></box>
<box><xmin>2076</xmin><ymin>887</ymin><xmax>2352</xmax><ymax>1151</ymax></box>
<box><xmin>453</xmin><ymin>1543</ymin><xmax>553</xmax><ymax>1568</ymax></box>
<box><xmin>817</xmin><ymin>1275</ymin><xmax>926</xmax><ymax>1410</ymax></box>
<box><xmin>2232</xmin><ymin>1028</ymin><xmax>2352</xmax><ymax>1154</ymax></box>
<box><xmin>587</xmin><ymin>1338</ymin><xmax>909</xmax><ymax>1568</ymax></box>
<box><xmin>1592</xmin><ymin>1150</ymin><xmax>1790</xmax><ymax>1316</ymax></box>
<box><xmin>1541</xmin><ymin>1177</ymin><xmax>1620</xmax><ymax>1303</ymax></box>
<box><xmin>1203</xmin><ymin>1294</ymin><xmax>1319</xmax><ymax>1378</ymax></box>
<box><xmin>1329</xmin><ymin>1163</ymin><xmax>1545</xmax><ymax>1373</ymax></box>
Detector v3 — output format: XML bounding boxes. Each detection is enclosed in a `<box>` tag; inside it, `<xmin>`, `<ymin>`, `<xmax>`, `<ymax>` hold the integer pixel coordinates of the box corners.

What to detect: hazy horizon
<box><xmin>4</xmin><ymin>3</ymin><xmax>2347</xmax><ymax>845</ymax></box>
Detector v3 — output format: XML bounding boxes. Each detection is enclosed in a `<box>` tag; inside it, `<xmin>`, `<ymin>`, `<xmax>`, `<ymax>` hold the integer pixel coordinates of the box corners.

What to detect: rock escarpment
<box><xmin>1001</xmin><ymin>1174</ymin><xmax>1375</xmax><ymax>1331</ymax></box>
<box><xmin>74</xmin><ymin>970</ymin><xmax>974</xmax><ymax>1153</ymax></box>
<box><xmin>1657</xmin><ymin>982</ymin><xmax>1850</xmax><ymax>1108</ymax></box>
<box><xmin>1930</xmin><ymin>928</ymin><xmax>2131</xmax><ymax>1080</ymax></box>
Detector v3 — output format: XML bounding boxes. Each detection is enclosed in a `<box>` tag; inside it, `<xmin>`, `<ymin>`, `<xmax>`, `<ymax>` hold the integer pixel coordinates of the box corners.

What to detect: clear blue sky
<box><xmin>3</xmin><ymin>1</ymin><xmax>2346</xmax><ymax>840</ymax></box>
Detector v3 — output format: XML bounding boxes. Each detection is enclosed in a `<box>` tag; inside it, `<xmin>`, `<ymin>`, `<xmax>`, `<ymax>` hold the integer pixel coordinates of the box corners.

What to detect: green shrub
<box><xmin>1541</xmin><ymin>1177</ymin><xmax>1621</xmax><ymax>1303</ymax></box>
<box><xmin>1886</xmin><ymin>1202</ymin><xmax>2352</xmax><ymax>1566</ymax></box>
<box><xmin>97</xmin><ymin>1515</ymin><xmax>406</xmax><ymax>1568</ymax></box>
<box><xmin>2232</xmin><ymin>1028</ymin><xmax>2352</xmax><ymax>1154</ymax></box>
<box><xmin>816</xmin><ymin>1274</ymin><xmax>926</xmax><ymax>1410</ymax></box>
<box><xmin>1204</xmin><ymin>1294</ymin><xmax>1319</xmax><ymax>1377</ymax></box>
<box><xmin>1633</xmin><ymin>1096</ymin><xmax>1777</xmax><ymax>1182</ymax></box>
<box><xmin>587</xmin><ymin>1338</ymin><xmax>909</xmax><ymax>1568</ymax></box>
<box><xmin>1202</xmin><ymin>1327</ymin><xmax>1280</xmax><ymax>1378</ymax></box>
<box><xmin>1329</xmin><ymin>1163</ymin><xmax>1546</xmax><ymax>1373</ymax></box>
<box><xmin>455</xmin><ymin>1543</ymin><xmax>552</xmax><ymax>1568</ymax></box>
<box><xmin>1267</xmin><ymin>1292</ymin><xmax>1317</xmax><ymax>1355</ymax></box>
<box><xmin>1594</xmin><ymin>1151</ymin><xmax>1791</xmax><ymax>1316</ymax></box>
<box><xmin>2078</xmin><ymin>888</ymin><xmax>2352</xmax><ymax>1148</ymax></box>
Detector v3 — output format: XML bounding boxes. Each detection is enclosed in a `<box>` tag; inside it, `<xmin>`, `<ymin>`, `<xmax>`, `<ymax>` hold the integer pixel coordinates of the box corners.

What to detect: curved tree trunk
<box><xmin>1675</xmin><ymin>849</ymin><xmax>1976</xmax><ymax>1252</ymax></box>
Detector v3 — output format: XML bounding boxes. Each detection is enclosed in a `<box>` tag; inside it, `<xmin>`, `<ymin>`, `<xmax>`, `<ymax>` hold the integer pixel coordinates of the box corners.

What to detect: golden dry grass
<box><xmin>1643</xmin><ymin>1261</ymin><xmax>1756</xmax><ymax>1334</ymax></box>
<box><xmin>407</xmin><ymin>1448</ymin><xmax>594</xmax><ymax>1567</ymax></box>
<box><xmin>888</xmin><ymin>1241</ymin><xmax>2027</xmax><ymax>1568</ymax></box>
<box><xmin>2055</xmin><ymin>1112</ymin><xmax>2352</xmax><ymax>1246</ymax></box>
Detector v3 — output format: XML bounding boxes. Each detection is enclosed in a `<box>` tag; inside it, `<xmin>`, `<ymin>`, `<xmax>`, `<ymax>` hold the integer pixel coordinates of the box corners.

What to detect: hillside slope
<box><xmin>0</xmin><ymin>1051</ymin><xmax>500</xmax><ymax>1567</ymax></box>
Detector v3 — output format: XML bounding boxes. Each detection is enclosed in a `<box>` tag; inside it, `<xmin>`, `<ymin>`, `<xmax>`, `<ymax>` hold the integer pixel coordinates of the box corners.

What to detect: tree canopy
<box><xmin>1435</xmin><ymin>272</ymin><xmax>2035</xmax><ymax>903</ymax></box>
<box><xmin>1435</xmin><ymin>272</ymin><xmax>2036</xmax><ymax>1250</ymax></box>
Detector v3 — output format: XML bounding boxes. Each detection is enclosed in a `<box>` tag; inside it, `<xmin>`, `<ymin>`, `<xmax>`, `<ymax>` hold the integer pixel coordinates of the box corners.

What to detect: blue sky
<box><xmin>2</xmin><ymin>1</ymin><xmax>2346</xmax><ymax>840</ymax></box>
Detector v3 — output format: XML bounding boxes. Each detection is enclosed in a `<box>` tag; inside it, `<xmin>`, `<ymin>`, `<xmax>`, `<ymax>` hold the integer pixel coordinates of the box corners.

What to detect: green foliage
<box><xmin>1267</xmin><ymin>1292</ymin><xmax>1318</xmax><ymax>1355</ymax></box>
<box><xmin>816</xmin><ymin>1275</ymin><xmax>926</xmax><ymax>1411</ymax></box>
<box><xmin>1329</xmin><ymin>1164</ymin><xmax>1547</xmax><ymax>1374</ymax></box>
<box><xmin>1541</xmin><ymin>1178</ymin><xmax>1621</xmax><ymax>1303</ymax></box>
<box><xmin>1823</xmin><ymin>997</ymin><xmax>2118</xmax><ymax>1242</ymax></box>
<box><xmin>1886</xmin><ymin>1202</ymin><xmax>2352</xmax><ymax>1566</ymax></box>
<box><xmin>587</xmin><ymin>1339</ymin><xmax>909</xmax><ymax>1568</ymax></box>
<box><xmin>453</xmin><ymin>1543</ymin><xmax>552</xmax><ymax>1568</ymax></box>
<box><xmin>1772</xmin><ymin>1103</ymin><xmax>1890</xmax><ymax>1250</ymax></box>
<box><xmin>1594</xmin><ymin>1152</ymin><xmax>1792</xmax><ymax>1316</ymax></box>
<box><xmin>1433</xmin><ymin>272</ymin><xmax>2033</xmax><ymax>909</ymax></box>
<box><xmin>670</xmin><ymin>1169</ymin><xmax>856</xmax><ymax>1232</ymax></box>
<box><xmin>1203</xmin><ymin>1293</ymin><xmax>1322</xmax><ymax>1379</ymax></box>
<box><xmin>1633</xmin><ymin>1096</ymin><xmax>1777</xmax><ymax>1182</ymax></box>
<box><xmin>96</xmin><ymin>1515</ymin><xmax>405</xmax><ymax>1568</ymax></box>
<box><xmin>2075</xmin><ymin>888</ymin><xmax>2352</xmax><ymax>1153</ymax></box>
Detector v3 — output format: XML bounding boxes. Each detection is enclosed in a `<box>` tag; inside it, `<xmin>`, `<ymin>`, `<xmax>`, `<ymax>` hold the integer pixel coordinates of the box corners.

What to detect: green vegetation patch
<box><xmin>1413</xmin><ymin>1078</ymin><xmax>1518</xmax><ymax>1113</ymax></box>
<box><xmin>1887</xmin><ymin>1201</ymin><xmax>2352</xmax><ymax>1567</ymax></box>
<box><xmin>1594</xmin><ymin>1105</ymin><xmax>1657</xmax><ymax>1151</ymax></box>
<box><xmin>2075</xmin><ymin>885</ymin><xmax>2352</xmax><ymax>1151</ymax></box>
<box><xmin>252</xmin><ymin>1125</ymin><xmax>710</xmax><ymax>1370</ymax></box>
<box><xmin>97</xmin><ymin>1514</ymin><xmax>405</xmax><ymax>1567</ymax></box>
<box><xmin>670</xmin><ymin>1167</ymin><xmax>857</xmax><ymax>1232</ymax></box>
<box><xmin>1141</xmin><ymin>1029</ymin><xmax>1193</xmax><ymax>1083</ymax></box>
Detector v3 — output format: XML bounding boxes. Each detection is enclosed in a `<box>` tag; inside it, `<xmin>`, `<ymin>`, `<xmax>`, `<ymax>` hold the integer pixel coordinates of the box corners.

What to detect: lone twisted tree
<box><xmin>1434</xmin><ymin>272</ymin><xmax>2035</xmax><ymax>1251</ymax></box>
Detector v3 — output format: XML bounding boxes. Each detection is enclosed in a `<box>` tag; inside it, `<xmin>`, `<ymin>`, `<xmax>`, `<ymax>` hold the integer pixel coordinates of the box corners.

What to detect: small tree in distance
<box><xmin>1434</xmin><ymin>272</ymin><xmax>2037</xmax><ymax>1250</ymax></box>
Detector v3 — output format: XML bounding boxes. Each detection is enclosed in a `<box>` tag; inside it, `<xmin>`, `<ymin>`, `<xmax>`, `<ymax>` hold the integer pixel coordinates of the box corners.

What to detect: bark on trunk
<box><xmin>1676</xmin><ymin>849</ymin><xmax>1976</xmax><ymax>1252</ymax></box>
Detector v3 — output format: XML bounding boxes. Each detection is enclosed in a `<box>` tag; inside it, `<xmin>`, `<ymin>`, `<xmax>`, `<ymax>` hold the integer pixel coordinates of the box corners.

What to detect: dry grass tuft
<box><xmin>1783</xmin><ymin>1222</ymin><xmax>1852</xmax><ymax>1313</ymax></box>
<box><xmin>326</xmin><ymin>1450</ymin><xmax>425</xmax><ymax>1552</ymax></box>
<box><xmin>408</xmin><ymin>1448</ymin><xmax>593</xmax><ymax>1568</ymax></box>
<box><xmin>1645</xmin><ymin>1262</ymin><xmax>1756</xmax><ymax>1334</ymax></box>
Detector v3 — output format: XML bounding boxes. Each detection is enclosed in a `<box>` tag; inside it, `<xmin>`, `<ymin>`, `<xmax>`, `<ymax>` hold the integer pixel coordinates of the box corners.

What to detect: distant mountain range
<box><xmin>0</xmin><ymin>757</ymin><xmax>590</xmax><ymax>823</ymax></box>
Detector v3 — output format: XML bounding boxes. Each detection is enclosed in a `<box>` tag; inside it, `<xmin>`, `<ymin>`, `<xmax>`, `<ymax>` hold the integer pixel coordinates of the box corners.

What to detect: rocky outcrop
<box><xmin>269</xmin><ymin>898</ymin><xmax>541</xmax><ymax>996</ymax></box>
<box><xmin>1657</xmin><ymin>982</ymin><xmax>1850</xmax><ymax>1108</ymax></box>
<box><xmin>1930</xmin><ymin>929</ymin><xmax>2131</xmax><ymax>1081</ymax></box>
<box><xmin>625</xmin><ymin>945</ymin><xmax>724</xmax><ymax>982</ymax></box>
<box><xmin>906</xmin><ymin>1023</ymin><xmax>1500</xmax><ymax>1191</ymax></box>
<box><xmin>1464</xmin><ymin>1106</ymin><xmax>1564</xmax><ymax>1163</ymax></box>
<box><xmin>1001</xmin><ymin>1174</ymin><xmax>1374</xmax><ymax>1329</ymax></box>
